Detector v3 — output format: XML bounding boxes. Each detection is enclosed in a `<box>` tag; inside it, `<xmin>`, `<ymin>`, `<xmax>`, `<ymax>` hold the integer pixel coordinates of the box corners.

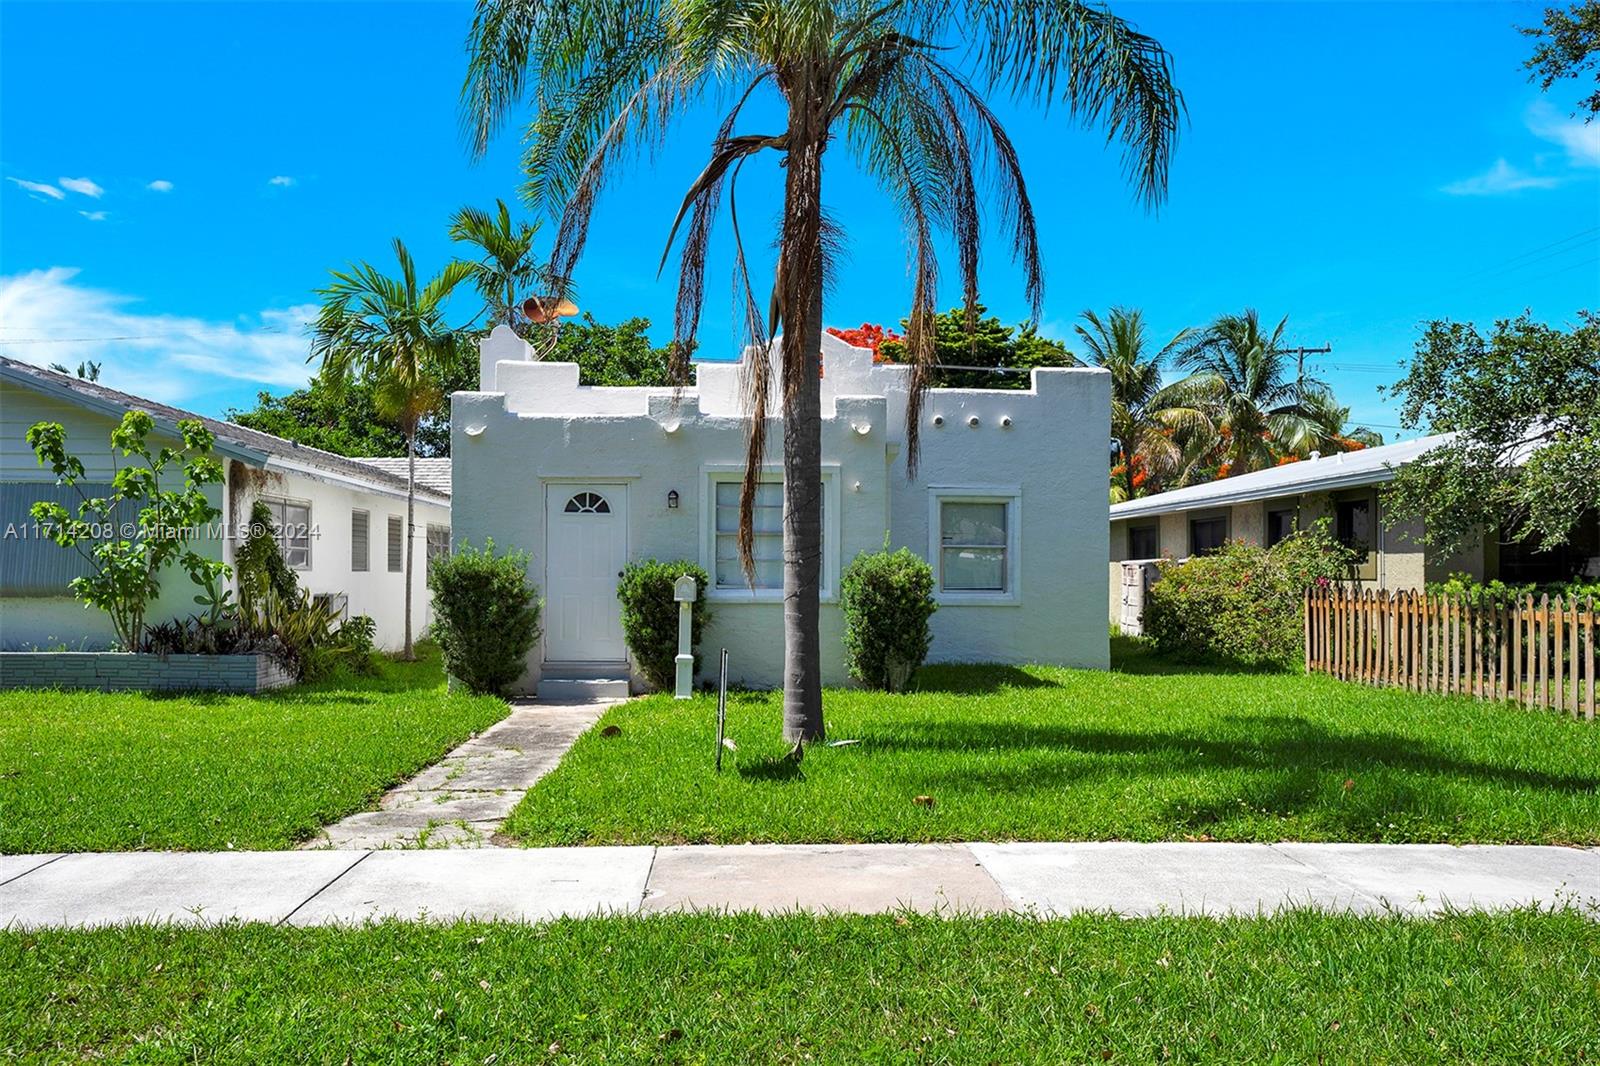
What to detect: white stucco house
<box><xmin>451</xmin><ymin>326</ymin><xmax>1111</xmax><ymax>694</ymax></box>
<box><xmin>0</xmin><ymin>357</ymin><xmax>448</xmax><ymax>652</ymax></box>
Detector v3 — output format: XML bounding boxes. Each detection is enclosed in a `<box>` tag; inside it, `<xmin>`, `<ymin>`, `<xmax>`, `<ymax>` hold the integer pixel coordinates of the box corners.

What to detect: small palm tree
<box><xmin>311</xmin><ymin>239</ymin><xmax>472</xmax><ymax>659</ymax></box>
<box><xmin>464</xmin><ymin>0</ymin><xmax>1183</xmax><ymax>742</ymax></box>
<box><xmin>448</xmin><ymin>198</ymin><xmax>545</xmax><ymax>328</ymax></box>
<box><xmin>1074</xmin><ymin>307</ymin><xmax>1198</xmax><ymax>501</ymax></box>
<box><xmin>1168</xmin><ymin>309</ymin><xmax>1326</xmax><ymax>479</ymax></box>
<box><xmin>1300</xmin><ymin>386</ymin><xmax>1384</xmax><ymax>453</ymax></box>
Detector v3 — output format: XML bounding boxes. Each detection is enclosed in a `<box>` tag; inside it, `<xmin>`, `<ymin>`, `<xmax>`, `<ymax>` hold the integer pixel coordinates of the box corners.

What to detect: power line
<box><xmin>1440</xmin><ymin>226</ymin><xmax>1599</xmax><ymax>287</ymax></box>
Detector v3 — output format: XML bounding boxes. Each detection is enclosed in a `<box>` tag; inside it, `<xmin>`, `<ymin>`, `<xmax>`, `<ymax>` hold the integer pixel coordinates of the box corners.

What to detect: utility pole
<box><xmin>1281</xmin><ymin>344</ymin><xmax>1332</xmax><ymax>391</ymax></box>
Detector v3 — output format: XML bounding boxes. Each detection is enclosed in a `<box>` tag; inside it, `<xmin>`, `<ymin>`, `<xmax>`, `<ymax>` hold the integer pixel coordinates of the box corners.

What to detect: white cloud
<box><xmin>146</xmin><ymin>179</ymin><xmax>175</xmax><ymax>192</ymax></box>
<box><xmin>59</xmin><ymin>176</ymin><xmax>105</xmax><ymax>198</ymax></box>
<box><xmin>78</xmin><ymin>210</ymin><xmax>109</xmax><ymax>222</ymax></box>
<box><xmin>1527</xmin><ymin>102</ymin><xmax>1600</xmax><ymax>168</ymax></box>
<box><xmin>0</xmin><ymin>267</ymin><xmax>317</xmax><ymax>406</ymax></box>
<box><xmin>267</xmin><ymin>175</ymin><xmax>295</xmax><ymax>187</ymax></box>
<box><xmin>6</xmin><ymin>177</ymin><xmax>65</xmax><ymax>200</ymax></box>
<box><xmin>1442</xmin><ymin>159</ymin><xmax>1562</xmax><ymax>196</ymax></box>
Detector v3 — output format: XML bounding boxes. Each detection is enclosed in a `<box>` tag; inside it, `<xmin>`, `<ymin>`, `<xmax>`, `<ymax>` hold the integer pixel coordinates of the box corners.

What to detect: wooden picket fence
<box><xmin>1304</xmin><ymin>587</ymin><xmax>1596</xmax><ymax>719</ymax></box>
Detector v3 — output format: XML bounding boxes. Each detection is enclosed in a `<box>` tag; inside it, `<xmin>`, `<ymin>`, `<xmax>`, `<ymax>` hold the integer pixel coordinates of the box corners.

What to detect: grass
<box><xmin>0</xmin><ymin>644</ymin><xmax>507</xmax><ymax>853</ymax></box>
<box><xmin>504</xmin><ymin>638</ymin><xmax>1600</xmax><ymax>847</ymax></box>
<box><xmin>2</xmin><ymin>909</ymin><xmax>1596</xmax><ymax>1062</ymax></box>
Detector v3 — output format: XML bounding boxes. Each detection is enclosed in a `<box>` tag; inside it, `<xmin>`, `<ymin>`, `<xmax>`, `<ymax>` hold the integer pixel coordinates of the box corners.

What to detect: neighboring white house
<box><xmin>451</xmin><ymin>325</ymin><xmax>1111</xmax><ymax>694</ymax></box>
<box><xmin>0</xmin><ymin>357</ymin><xmax>449</xmax><ymax>652</ymax></box>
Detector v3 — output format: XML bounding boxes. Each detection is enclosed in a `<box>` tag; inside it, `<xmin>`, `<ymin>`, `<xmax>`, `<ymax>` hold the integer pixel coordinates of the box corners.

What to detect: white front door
<box><xmin>544</xmin><ymin>484</ymin><xmax>628</xmax><ymax>663</ymax></box>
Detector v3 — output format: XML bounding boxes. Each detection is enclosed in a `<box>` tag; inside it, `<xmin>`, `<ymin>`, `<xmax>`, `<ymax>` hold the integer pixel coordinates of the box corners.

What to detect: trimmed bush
<box><xmin>427</xmin><ymin>539</ymin><xmax>541</xmax><ymax>696</ymax></box>
<box><xmin>1143</xmin><ymin>521</ymin><xmax>1354</xmax><ymax>667</ymax></box>
<box><xmin>840</xmin><ymin>547</ymin><xmax>937</xmax><ymax>691</ymax></box>
<box><xmin>617</xmin><ymin>560</ymin><xmax>711</xmax><ymax>690</ymax></box>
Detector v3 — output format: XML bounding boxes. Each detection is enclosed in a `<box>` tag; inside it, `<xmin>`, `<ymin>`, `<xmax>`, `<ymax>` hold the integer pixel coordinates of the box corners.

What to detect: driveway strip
<box><xmin>1</xmin><ymin>844</ymin><xmax>1594</xmax><ymax>930</ymax></box>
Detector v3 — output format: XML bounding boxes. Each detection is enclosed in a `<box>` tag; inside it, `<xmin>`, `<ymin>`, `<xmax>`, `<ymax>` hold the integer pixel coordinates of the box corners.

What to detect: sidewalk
<box><xmin>2</xmin><ymin>843</ymin><xmax>1595</xmax><ymax>929</ymax></box>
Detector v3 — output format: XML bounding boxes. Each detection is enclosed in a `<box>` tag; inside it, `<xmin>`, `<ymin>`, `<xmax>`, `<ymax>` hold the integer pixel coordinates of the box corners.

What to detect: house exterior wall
<box><xmin>454</xmin><ymin>327</ymin><xmax>1110</xmax><ymax>693</ymax></box>
<box><xmin>0</xmin><ymin>380</ymin><xmax>444</xmax><ymax>652</ymax></box>
<box><xmin>239</xmin><ymin>467</ymin><xmax>447</xmax><ymax>651</ymax></box>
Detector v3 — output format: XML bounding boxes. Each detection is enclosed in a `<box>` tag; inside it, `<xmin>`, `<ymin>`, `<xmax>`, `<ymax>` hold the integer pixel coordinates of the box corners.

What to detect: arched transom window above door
<box><xmin>563</xmin><ymin>491</ymin><xmax>611</xmax><ymax>514</ymax></box>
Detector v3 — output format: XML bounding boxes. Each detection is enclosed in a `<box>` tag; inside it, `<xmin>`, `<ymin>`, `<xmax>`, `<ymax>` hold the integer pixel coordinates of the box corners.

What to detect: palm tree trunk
<box><xmin>403</xmin><ymin>431</ymin><xmax>416</xmax><ymax>661</ymax></box>
<box><xmin>778</xmin><ymin>75</ymin><xmax>827</xmax><ymax>745</ymax></box>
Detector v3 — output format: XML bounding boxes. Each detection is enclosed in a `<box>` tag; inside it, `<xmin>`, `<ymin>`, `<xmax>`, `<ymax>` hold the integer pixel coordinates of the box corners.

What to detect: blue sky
<box><xmin>2</xmin><ymin>1</ymin><xmax>1597</xmax><ymax>437</ymax></box>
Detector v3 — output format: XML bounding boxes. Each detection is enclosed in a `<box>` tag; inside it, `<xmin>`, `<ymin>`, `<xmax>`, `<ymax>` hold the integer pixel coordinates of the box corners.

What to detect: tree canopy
<box><xmin>1522</xmin><ymin>0</ymin><xmax>1600</xmax><ymax>119</ymax></box>
<box><xmin>874</xmin><ymin>305</ymin><xmax>1077</xmax><ymax>389</ymax></box>
<box><xmin>230</xmin><ymin>319</ymin><xmax>675</xmax><ymax>457</ymax></box>
<box><xmin>1382</xmin><ymin>310</ymin><xmax>1600</xmax><ymax>554</ymax></box>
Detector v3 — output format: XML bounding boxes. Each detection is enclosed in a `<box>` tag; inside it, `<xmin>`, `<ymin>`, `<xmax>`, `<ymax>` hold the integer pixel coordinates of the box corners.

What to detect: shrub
<box><xmin>1143</xmin><ymin>521</ymin><xmax>1354</xmax><ymax>667</ymax></box>
<box><xmin>427</xmin><ymin>539</ymin><xmax>541</xmax><ymax>696</ymax></box>
<box><xmin>840</xmin><ymin>546</ymin><xmax>937</xmax><ymax>691</ymax></box>
<box><xmin>1426</xmin><ymin>571</ymin><xmax>1600</xmax><ymax>607</ymax></box>
<box><xmin>616</xmin><ymin>560</ymin><xmax>711</xmax><ymax>691</ymax></box>
<box><xmin>336</xmin><ymin>614</ymin><xmax>377</xmax><ymax>656</ymax></box>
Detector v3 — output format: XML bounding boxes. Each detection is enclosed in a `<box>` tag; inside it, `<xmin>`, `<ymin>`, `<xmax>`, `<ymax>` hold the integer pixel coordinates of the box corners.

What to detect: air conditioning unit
<box><xmin>313</xmin><ymin>592</ymin><xmax>349</xmax><ymax>621</ymax></box>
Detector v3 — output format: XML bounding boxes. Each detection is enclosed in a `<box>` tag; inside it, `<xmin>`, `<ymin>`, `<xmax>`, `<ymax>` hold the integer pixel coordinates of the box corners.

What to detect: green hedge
<box><xmin>840</xmin><ymin>547</ymin><xmax>937</xmax><ymax>692</ymax></box>
<box><xmin>617</xmin><ymin>560</ymin><xmax>711</xmax><ymax>691</ymax></box>
<box><xmin>1143</xmin><ymin>522</ymin><xmax>1354</xmax><ymax>668</ymax></box>
<box><xmin>427</xmin><ymin>540</ymin><xmax>541</xmax><ymax>696</ymax></box>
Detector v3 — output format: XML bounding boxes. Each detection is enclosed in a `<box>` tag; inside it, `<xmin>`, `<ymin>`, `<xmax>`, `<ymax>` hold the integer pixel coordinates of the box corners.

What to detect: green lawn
<box><xmin>504</xmin><ymin>639</ymin><xmax>1600</xmax><ymax>846</ymax></box>
<box><xmin>0</xmin><ymin>645</ymin><xmax>507</xmax><ymax>853</ymax></box>
<box><xmin>3</xmin><ymin>910</ymin><xmax>1595</xmax><ymax>1063</ymax></box>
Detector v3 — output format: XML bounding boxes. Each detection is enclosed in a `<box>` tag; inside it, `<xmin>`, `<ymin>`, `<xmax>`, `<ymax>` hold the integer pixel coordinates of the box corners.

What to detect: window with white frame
<box><xmin>709</xmin><ymin>476</ymin><xmax>828</xmax><ymax>593</ymax></box>
<box><xmin>930</xmin><ymin>490</ymin><xmax>1019</xmax><ymax>600</ymax></box>
<box><xmin>261</xmin><ymin>496</ymin><xmax>312</xmax><ymax>570</ymax></box>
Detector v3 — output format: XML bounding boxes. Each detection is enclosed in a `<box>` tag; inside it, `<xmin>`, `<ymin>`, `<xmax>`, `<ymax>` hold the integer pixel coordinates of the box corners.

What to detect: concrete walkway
<box><xmin>302</xmin><ymin>699</ymin><xmax>616</xmax><ymax>850</ymax></box>
<box><xmin>2</xmin><ymin>843</ymin><xmax>1594</xmax><ymax>929</ymax></box>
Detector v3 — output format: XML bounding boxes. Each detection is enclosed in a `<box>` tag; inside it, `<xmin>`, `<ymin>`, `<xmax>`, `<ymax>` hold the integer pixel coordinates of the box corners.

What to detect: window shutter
<box><xmin>351</xmin><ymin>510</ymin><xmax>369</xmax><ymax>572</ymax></box>
<box><xmin>387</xmin><ymin>515</ymin><xmax>404</xmax><ymax>572</ymax></box>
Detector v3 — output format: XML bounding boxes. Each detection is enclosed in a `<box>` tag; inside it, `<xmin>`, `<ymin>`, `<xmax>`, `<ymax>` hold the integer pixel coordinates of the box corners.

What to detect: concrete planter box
<box><xmin>0</xmin><ymin>652</ymin><xmax>295</xmax><ymax>693</ymax></box>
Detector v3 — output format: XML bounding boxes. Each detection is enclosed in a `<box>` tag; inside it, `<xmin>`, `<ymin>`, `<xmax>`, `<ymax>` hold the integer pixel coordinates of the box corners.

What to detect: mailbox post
<box><xmin>673</xmin><ymin>574</ymin><xmax>698</xmax><ymax>699</ymax></box>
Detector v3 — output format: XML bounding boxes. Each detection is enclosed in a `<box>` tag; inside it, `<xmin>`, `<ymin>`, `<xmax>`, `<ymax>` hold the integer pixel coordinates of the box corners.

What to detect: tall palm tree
<box><xmin>311</xmin><ymin>239</ymin><xmax>473</xmax><ymax>659</ymax></box>
<box><xmin>448</xmin><ymin>198</ymin><xmax>545</xmax><ymax>328</ymax></box>
<box><xmin>1168</xmin><ymin>309</ymin><xmax>1326</xmax><ymax>479</ymax></box>
<box><xmin>1074</xmin><ymin>307</ymin><xmax>1197</xmax><ymax>501</ymax></box>
<box><xmin>463</xmin><ymin>0</ymin><xmax>1183</xmax><ymax>743</ymax></box>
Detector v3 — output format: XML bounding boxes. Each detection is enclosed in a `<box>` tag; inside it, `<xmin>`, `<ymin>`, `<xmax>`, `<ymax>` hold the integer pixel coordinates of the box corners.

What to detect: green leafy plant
<box><xmin>616</xmin><ymin>560</ymin><xmax>711</xmax><ymax>691</ymax></box>
<box><xmin>840</xmin><ymin>546</ymin><xmax>938</xmax><ymax>692</ymax></box>
<box><xmin>427</xmin><ymin>539</ymin><xmax>540</xmax><ymax>695</ymax></box>
<box><xmin>26</xmin><ymin>411</ymin><xmax>229</xmax><ymax>650</ymax></box>
<box><xmin>234</xmin><ymin>499</ymin><xmax>299</xmax><ymax>613</ymax></box>
<box><xmin>1143</xmin><ymin>520</ymin><xmax>1355</xmax><ymax>667</ymax></box>
<box><xmin>252</xmin><ymin>587</ymin><xmax>344</xmax><ymax>680</ymax></box>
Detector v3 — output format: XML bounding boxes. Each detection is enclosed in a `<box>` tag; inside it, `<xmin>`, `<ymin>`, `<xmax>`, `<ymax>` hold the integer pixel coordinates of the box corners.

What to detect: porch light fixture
<box><xmin>967</xmin><ymin>415</ymin><xmax>980</xmax><ymax>428</ymax></box>
<box><xmin>667</xmin><ymin>490</ymin><xmax>680</xmax><ymax>509</ymax></box>
<box><xmin>463</xmin><ymin>424</ymin><xmax>487</xmax><ymax>438</ymax></box>
<box><xmin>932</xmin><ymin>415</ymin><xmax>945</xmax><ymax>427</ymax></box>
<box><xmin>1000</xmin><ymin>416</ymin><xmax>1013</xmax><ymax>429</ymax></box>
<box><xmin>854</xmin><ymin>422</ymin><xmax>872</xmax><ymax>436</ymax></box>
<box><xmin>662</xmin><ymin>420</ymin><xmax>681</xmax><ymax>434</ymax></box>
